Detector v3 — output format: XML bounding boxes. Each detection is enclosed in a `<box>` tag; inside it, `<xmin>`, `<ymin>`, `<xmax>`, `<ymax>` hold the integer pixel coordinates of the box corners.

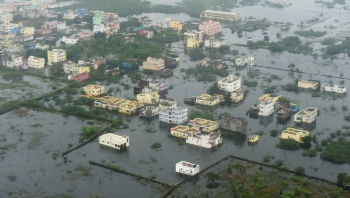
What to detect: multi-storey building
<box><xmin>170</xmin><ymin>125</ymin><xmax>201</xmax><ymax>139</ymax></box>
<box><xmin>28</xmin><ymin>56</ymin><xmax>45</xmax><ymax>69</ymax></box>
<box><xmin>188</xmin><ymin>118</ymin><xmax>219</xmax><ymax>132</ymax></box>
<box><xmin>219</xmin><ymin>115</ymin><xmax>247</xmax><ymax>133</ymax></box>
<box><xmin>47</xmin><ymin>49</ymin><xmax>66</xmax><ymax>65</ymax></box>
<box><xmin>200</xmin><ymin>10</ymin><xmax>241</xmax><ymax>21</ymax></box>
<box><xmin>63</xmin><ymin>10</ymin><xmax>78</xmax><ymax>19</ymax></box>
<box><xmin>258</xmin><ymin>99</ymin><xmax>275</xmax><ymax>116</ymax></box>
<box><xmin>218</xmin><ymin>75</ymin><xmax>241</xmax><ymax>92</ymax></box>
<box><xmin>136</xmin><ymin>91</ymin><xmax>160</xmax><ymax>105</ymax></box>
<box><xmin>169</xmin><ymin>20</ymin><xmax>182</xmax><ymax>31</ymax></box>
<box><xmin>159</xmin><ymin>107</ymin><xmax>188</xmax><ymax>124</ymax></box>
<box><xmin>84</xmin><ymin>84</ymin><xmax>104</xmax><ymax>96</ymax></box>
<box><xmin>294</xmin><ymin>107</ymin><xmax>317</xmax><ymax>124</ymax></box>
<box><xmin>143</xmin><ymin>57</ymin><xmax>165</xmax><ymax>71</ymax></box>
<box><xmin>184</xmin><ymin>30</ymin><xmax>204</xmax><ymax>47</ymax></box>
<box><xmin>195</xmin><ymin>94</ymin><xmax>220</xmax><ymax>107</ymax></box>
<box><xmin>1</xmin><ymin>52</ymin><xmax>23</xmax><ymax>68</ymax></box>
<box><xmin>198</xmin><ymin>20</ymin><xmax>222</xmax><ymax>36</ymax></box>
<box><xmin>204</xmin><ymin>37</ymin><xmax>225</xmax><ymax>48</ymax></box>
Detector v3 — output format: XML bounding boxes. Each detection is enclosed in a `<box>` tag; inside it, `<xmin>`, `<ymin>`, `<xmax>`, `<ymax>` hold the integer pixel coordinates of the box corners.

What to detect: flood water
<box><xmin>1</xmin><ymin>0</ymin><xmax>350</xmax><ymax>197</ymax></box>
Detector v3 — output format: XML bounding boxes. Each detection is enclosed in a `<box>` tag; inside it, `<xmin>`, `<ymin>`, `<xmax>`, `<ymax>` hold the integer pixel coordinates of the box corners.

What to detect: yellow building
<box><xmin>247</xmin><ymin>135</ymin><xmax>259</xmax><ymax>143</ymax></box>
<box><xmin>47</xmin><ymin>49</ymin><xmax>66</xmax><ymax>65</ymax></box>
<box><xmin>118</xmin><ymin>100</ymin><xmax>144</xmax><ymax>115</ymax></box>
<box><xmin>195</xmin><ymin>94</ymin><xmax>220</xmax><ymax>106</ymax></box>
<box><xmin>170</xmin><ymin>125</ymin><xmax>201</xmax><ymax>139</ymax></box>
<box><xmin>279</xmin><ymin>128</ymin><xmax>309</xmax><ymax>143</ymax></box>
<box><xmin>28</xmin><ymin>56</ymin><xmax>45</xmax><ymax>69</ymax></box>
<box><xmin>136</xmin><ymin>92</ymin><xmax>160</xmax><ymax>105</ymax></box>
<box><xmin>170</xmin><ymin>20</ymin><xmax>182</xmax><ymax>31</ymax></box>
<box><xmin>143</xmin><ymin>57</ymin><xmax>165</xmax><ymax>71</ymax></box>
<box><xmin>84</xmin><ymin>84</ymin><xmax>104</xmax><ymax>96</ymax></box>
<box><xmin>231</xmin><ymin>93</ymin><xmax>244</xmax><ymax>103</ymax></box>
<box><xmin>74</xmin><ymin>66</ymin><xmax>90</xmax><ymax>74</ymax></box>
<box><xmin>188</xmin><ymin>118</ymin><xmax>219</xmax><ymax>132</ymax></box>
<box><xmin>20</xmin><ymin>27</ymin><xmax>35</xmax><ymax>35</ymax></box>
<box><xmin>298</xmin><ymin>80</ymin><xmax>319</xmax><ymax>90</ymax></box>
<box><xmin>187</xmin><ymin>37</ymin><xmax>200</xmax><ymax>48</ymax></box>
<box><xmin>257</xmin><ymin>94</ymin><xmax>282</xmax><ymax>104</ymax></box>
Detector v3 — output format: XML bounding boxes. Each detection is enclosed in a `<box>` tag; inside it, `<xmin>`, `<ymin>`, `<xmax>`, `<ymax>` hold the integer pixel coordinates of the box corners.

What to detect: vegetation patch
<box><xmin>321</xmin><ymin>137</ymin><xmax>350</xmax><ymax>163</ymax></box>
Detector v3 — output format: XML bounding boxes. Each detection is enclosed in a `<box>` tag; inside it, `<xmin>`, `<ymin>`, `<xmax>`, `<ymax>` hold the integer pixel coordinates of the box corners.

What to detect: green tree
<box><xmin>206</xmin><ymin>172</ymin><xmax>220</xmax><ymax>183</ymax></box>
<box><xmin>294</xmin><ymin>166</ymin><xmax>305</xmax><ymax>176</ymax></box>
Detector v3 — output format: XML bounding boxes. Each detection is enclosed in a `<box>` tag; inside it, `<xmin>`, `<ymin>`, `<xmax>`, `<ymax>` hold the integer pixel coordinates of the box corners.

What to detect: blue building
<box><xmin>122</xmin><ymin>58</ymin><xmax>138</xmax><ymax>71</ymax></box>
<box><xmin>75</xmin><ymin>8</ymin><xmax>88</xmax><ymax>18</ymax></box>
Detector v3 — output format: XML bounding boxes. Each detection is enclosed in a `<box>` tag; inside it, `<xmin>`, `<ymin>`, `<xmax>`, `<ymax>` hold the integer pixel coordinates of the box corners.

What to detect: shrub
<box><xmin>277</xmin><ymin>139</ymin><xmax>299</xmax><ymax>150</ymax></box>
<box><xmin>322</xmin><ymin>137</ymin><xmax>350</xmax><ymax>163</ymax></box>
<box><xmin>294</xmin><ymin>166</ymin><xmax>305</xmax><ymax>176</ymax></box>
<box><xmin>270</xmin><ymin>129</ymin><xmax>279</xmax><ymax>137</ymax></box>
<box><xmin>302</xmin><ymin>149</ymin><xmax>317</xmax><ymax>157</ymax></box>
<box><xmin>243</xmin><ymin>80</ymin><xmax>258</xmax><ymax>87</ymax></box>
<box><xmin>275</xmin><ymin>159</ymin><xmax>284</xmax><ymax>166</ymax></box>
<box><xmin>151</xmin><ymin>142</ymin><xmax>162</xmax><ymax>149</ymax></box>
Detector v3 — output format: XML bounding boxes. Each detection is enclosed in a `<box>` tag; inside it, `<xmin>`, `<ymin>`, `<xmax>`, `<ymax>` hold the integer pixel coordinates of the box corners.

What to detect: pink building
<box><xmin>139</xmin><ymin>30</ymin><xmax>154</xmax><ymax>38</ymax></box>
<box><xmin>78</xmin><ymin>32</ymin><xmax>93</xmax><ymax>40</ymax></box>
<box><xmin>198</xmin><ymin>20</ymin><xmax>222</xmax><ymax>36</ymax></box>
<box><xmin>70</xmin><ymin>72</ymin><xmax>89</xmax><ymax>82</ymax></box>
<box><xmin>35</xmin><ymin>28</ymin><xmax>52</xmax><ymax>35</ymax></box>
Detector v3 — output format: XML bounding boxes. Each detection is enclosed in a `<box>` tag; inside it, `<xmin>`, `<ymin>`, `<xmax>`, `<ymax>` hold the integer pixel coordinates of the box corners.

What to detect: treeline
<box><xmin>325</xmin><ymin>37</ymin><xmax>350</xmax><ymax>56</ymax></box>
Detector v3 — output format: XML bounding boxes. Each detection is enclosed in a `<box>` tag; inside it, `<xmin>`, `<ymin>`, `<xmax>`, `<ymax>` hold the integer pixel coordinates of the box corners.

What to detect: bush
<box><xmin>275</xmin><ymin>159</ymin><xmax>284</xmax><ymax>166</ymax></box>
<box><xmin>322</xmin><ymin>137</ymin><xmax>350</xmax><ymax>163</ymax></box>
<box><xmin>263</xmin><ymin>154</ymin><xmax>274</xmax><ymax>163</ymax></box>
<box><xmin>79</xmin><ymin>126</ymin><xmax>98</xmax><ymax>143</ymax></box>
<box><xmin>243</xmin><ymin>80</ymin><xmax>258</xmax><ymax>87</ymax></box>
<box><xmin>302</xmin><ymin>149</ymin><xmax>317</xmax><ymax>157</ymax></box>
<box><xmin>294</xmin><ymin>166</ymin><xmax>305</xmax><ymax>176</ymax></box>
<box><xmin>277</xmin><ymin>139</ymin><xmax>299</xmax><ymax>150</ymax></box>
<box><xmin>151</xmin><ymin>142</ymin><xmax>162</xmax><ymax>149</ymax></box>
<box><xmin>270</xmin><ymin>129</ymin><xmax>279</xmax><ymax>137</ymax></box>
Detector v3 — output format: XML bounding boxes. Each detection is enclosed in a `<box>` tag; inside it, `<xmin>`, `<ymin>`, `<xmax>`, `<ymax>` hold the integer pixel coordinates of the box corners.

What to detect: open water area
<box><xmin>1</xmin><ymin>0</ymin><xmax>350</xmax><ymax>197</ymax></box>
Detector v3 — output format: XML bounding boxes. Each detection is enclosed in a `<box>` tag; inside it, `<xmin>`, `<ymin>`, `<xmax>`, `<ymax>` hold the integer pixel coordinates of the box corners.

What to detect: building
<box><xmin>258</xmin><ymin>99</ymin><xmax>275</xmax><ymax>116</ymax></box>
<box><xmin>73</xmin><ymin>66</ymin><xmax>90</xmax><ymax>74</ymax></box>
<box><xmin>198</xmin><ymin>20</ymin><xmax>222</xmax><ymax>36</ymax></box>
<box><xmin>84</xmin><ymin>84</ymin><xmax>104</xmax><ymax>96</ymax></box>
<box><xmin>159</xmin><ymin>107</ymin><xmax>188</xmax><ymax>124</ymax></box>
<box><xmin>188</xmin><ymin>118</ymin><xmax>219</xmax><ymax>132</ymax></box>
<box><xmin>220</xmin><ymin>115</ymin><xmax>247</xmax><ymax>133</ymax></box>
<box><xmin>1</xmin><ymin>52</ymin><xmax>23</xmax><ymax>68</ymax></box>
<box><xmin>75</xmin><ymin>8</ymin><xmax>88</xmax><ymax>18</ymax></box>
<box><xmin>159</xmin><ymin>98</ymin><xmax>177</xmax><ymax>110</ymax></box>
<box><xmin>139</xmin><ymin>30</ymin><xmax>154</xmax><ymax>39</ymax></box>
<box><xmin>235</xmin><ymin>58</ymin><xmax>244</xmax><ymax>67</ymax></box>
<box><xmin>43</xmin><ymin>21</ymin><xmax>66</xmax><ymax>31</ymax></box>
<box><xmin>17</xmin><ymin>35</ymin><xmax>34</xmax><ymax>42</ymax></box>
<box><xmin>195</xmin><ymin>94</ymin><xmax>221</xmax><ymax>107</ymax></box>
<box><xmin>19</xmin><ymin>27</ymin><xmax>35</xmax><ymax>35</ymax></box>
<box><xmin>218</xmin><ymin>75</ymin><xmax>241</xmax><ymax>92</ymax></box>
<box><xmin>184</xmin><ymin>30</ymin><xmax>204</xmax><ymax>47</ymax></box>
<box><xmin>175</xmin><ymin>161</ymin><xmax>200</xmax><ymax>176</ymax></box>
<box><xmin>105</xmin><ymin>22</ymin><xmax>120</xmax><ymax>33</ymax></box>
<box><xmin>247</xmin><ymin>135</ymin><xmax>259</xmax><ymax>143</ymax></box>
<box><xmin>279</xmin><ymin>128</ymin><xmax>309</xmax><ymax>143</ymax></box>
<box><xmin>118</xmin><ymin>100</ymin><xmax>144</xmax><ymax>115</ymax></box>
<box><xmin>298</xmin><ymin>80</ymin><xmax>319</xmax><ymax>90</ymax></box>
<box><xmin>93</xmin><ymin>24</ymin><xmax>110</xmax><ymax>33</ymax></box>
<box><xmin>35</xmin><ymin>28</ymin><xmax>52</xmax><ymax>35</ymax></box>
<box><xmin>47</xmin><ymin>49</ymin><xmax>66</xmax><ymax>65</ymax></box>
<box><xmin>78</xmin><ymin>32</ymin><xmax>94</xmax><ymax>40</ymax></box>
<box><xmin>231</xmin><ymin>92</ymin><xmax>244</xmax><ymax>103</ymax></box>
<box><xmin>294</xmin><ymin>107</ymin><xmax>317</xmax><ymax>124</ymax></box>
<box><xmin>186</xmin><ymin>132</ymin><xmax>222</xmax><ymax>148</ymax></box>
<box><xmin>139</xmin><ymin>106</ymin><xmax>159</xmax><ymax>117</ymax></box>
<box><xmin>28</xmin><ymin>56</ymin><xmax>45</xmax><ymax>69</ymax></box>
<box><xmin>204</xmin><ymin>37</ymin><xmax>225</xmax><ymax>48</ymax></box>
<box><xmin>0</xmin><ymin>23</ymin><xmax>18</xmax><ymax>34</ymax></box>
<box><xmin>62</xmin><ymin>36</ymin><xmax>78</xmax><ymax>44</ymax></box>
<box><xmin>136</xmin><ymin>91</ymin><xmax>160</xmax><ymax>105</ymax></box>
<box><xmin>200</xmin><ymin>10</ymin><xmax>241</xmax><ymax>21</ymax></box>
<box><xmin>170</xmin><ymin>125</ymin><xmax>201</xmax><ymax>139</ymax></box>
<box><xmin>169</xmin><ymin>20</ymin><xmax>182</xmax><ymax>31</ymax></box>
<box><xmin>68</xmin><ymin>72</ymin><xmax>89</xmax><ymax>82</ymax></box>
<box><xmin>147</xmin><ymin>79</ymin><xmax>169</xmax><ymax>93</ymax></box>
<box><xmin>63</xmin><ymin>10</ymin><xmax>77</xmax><ymax>19</ymax></box>
<box><xmin>0</xmin><ymin>12</ymin><xmax>13</xmax><ymax>24</ymax></box>
<box><xmin>93</xmin><ymin>13</ymin><xmax>104</xmax><ymax>25</ymax></box>
<box><xmin>143</xmin><ymin>57</ymin><xmax>165</xmax><ymax>71</ymax></box>
<box><xmin>322</xmin><ymin>84</ymin><xmax>346</xmax><ymax>93</ymax></box>
<box><xmin>99</xmin><ymin>133</ymin><xmax>129</xmax><ymax>150</ymax></box>
<box><xmin>93</xmin><ymin>96</ymin><xmax>144</xmax><ymax>114</ymax></box>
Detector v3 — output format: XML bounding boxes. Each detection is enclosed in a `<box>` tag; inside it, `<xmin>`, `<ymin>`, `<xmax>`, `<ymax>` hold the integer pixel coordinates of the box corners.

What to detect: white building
<box><xmin>35</xmin><ymin>43</ymin><xmax>49</xmax><ymax>50</ymax></box>
<box><xmin>139</xmin><ymin>106</ymin><xmax>159</xmax><ymax>117</ymax></box>
<box><xmin>258</xmin><ymin>99</ymin><xmax>275</xmax><ymax>116</ymax></box>
<box><xmin>159</xmin><ymin>107</ymin><xmax>188</xmax><ymax>124</ymax></box>
<box><xmin>218</xmin><ymin>75</ymin><xmax>241</xmax><ymax>92</ymax></box>
<box><xmin>0</xmin><ymin>23</ymin><xmax>18</xmax><ymax>34</ymax></box>
<box><xmin>2</xmin><ymin>54</ymin><xmax>23</xmax><ymax>68</ymax></box>
<box><xmin>159</xmin><ymin>98</ymin><xmax>177</xmax><ymax>110</ymax></box>
<box><xmin>235</xmin><ymin>58</ymin><xmax>244</xmax><ymax>67</ymax></box>
<box><xmin>99</xmin><ymin>133</ymin><xmax>129</xmax><ymax>150</ymax></box>
<box><xmin>0</xmin><ymin>12</ymin><xmax>13</xmax><ymax>24</ymax></box>
<box><xmin>322</xmin><ymin>84</ymin><xmax>346</xmax><ymax>93</ymax></box>
<box><xmin>204</xmin><ymin>37</ymin><xmax>225</xmax><ymax>48</ymax></box>
<box><xmin>63</xmin><ymin>10</ymin><xmax>78</xmax><ymax>19</ymax></box>
<box><xmin>28</xmin><ymin>56</ymin><xmax>45</xmax><ymax>69</ymax></box>
<box><xmin>186</xmin><ymin>132</ymin><xmax>222</xmax><ymax>148</ymax></box>
<box><xmin>63</xmin><ymin>61</ymin><xmax>77</xmax><ymax>74</ymax></box>
<box><xmin>175</xmin><ymin>161</ymin><xmax>200</xmax><ymax>176</ymax></box>
<box><xmin>62</xmin><ymin>36</ymin><xmax>78</xmax><ymax>44</ymax></box>
<box><xmin>93</xmin><ymin>24</ymin><xmax>110</xmax><ymax>33</ymax></box>
<box><xmin>294</xmin><ymin>107</ymin><xmax>317</xmax><ymax>123</ymax></box>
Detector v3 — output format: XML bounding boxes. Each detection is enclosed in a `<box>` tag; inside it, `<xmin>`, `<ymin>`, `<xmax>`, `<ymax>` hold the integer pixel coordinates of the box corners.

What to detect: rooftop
<box><xmin>188</xmin><ymin>118</ymin><xmax>218</xmax><ymax>128</ymax></box>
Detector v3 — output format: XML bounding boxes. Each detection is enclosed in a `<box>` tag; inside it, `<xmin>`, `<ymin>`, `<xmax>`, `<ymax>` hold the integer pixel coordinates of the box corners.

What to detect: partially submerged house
<box><xmin>175</xmin><ymin>161</ymin><xmax>200</xmax><ymax>176</ymax></box>
<box><xmin>258</xmin><ymin>99</ymin><xmax>275</xmax><ymax>116</ymax></box>
<box><xmin>279</xmin><ymin>128</ymin><xmax>309</xmax><ymax>143</ymax></box>
<box><xmin>170</xmin><ymin>125</ymin><xmax>201</xmax><ymax>139</ymax></box>
<box><xmin>218</xmin><ymin>75</ymin><xmax>241</xmax><ymax>92</ymax></box>
<box><xmin>159</xmin><ymin>107</ymin><xmax>188</xmax><ymax>124</ymax></box>
<box><xmin>220</xmin><ymin>115</ymin><xmax>247</xmax><ymax>134</ymax></box>
<box><xmin>186</xmin><ymin>132</ymin><xmax>222</xmax><ymax>148</ymax></box>
<box><xmin>159</xmin><ymin>98</ymin><xmax>177</xmax><ymax>110</ymax></box>
<box><xmin>139</xmin><ymin>106</ymin><xmax>159</xmax><ymax>118</ymax></box>
<box><xmin>99</xmin><ymin>133</ymin><xmax>129</xmax><ymax>150</ymax></box>
<box><xmin>294</xmin><ymin>107</ymin><xmax>317</xmax><ymax>124</ymax></box>
<box><xmin>188</xmin><ymin>118</ymin><xmax>219</xmax><ymax>132</ymax></box>
<box><xmin>84</xmin><ymin>84</ymin><xmax>104</xmax><ymax>97</ymax></box>
<box><xmin>322</xmin><ymin>84</ymin><xmax>346</xmax><ymax>93</ymax></box>
<box><xmin>298</xmin><ymin>80</ymin><xmax>319</xmax><ymax>90</ymax></box>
